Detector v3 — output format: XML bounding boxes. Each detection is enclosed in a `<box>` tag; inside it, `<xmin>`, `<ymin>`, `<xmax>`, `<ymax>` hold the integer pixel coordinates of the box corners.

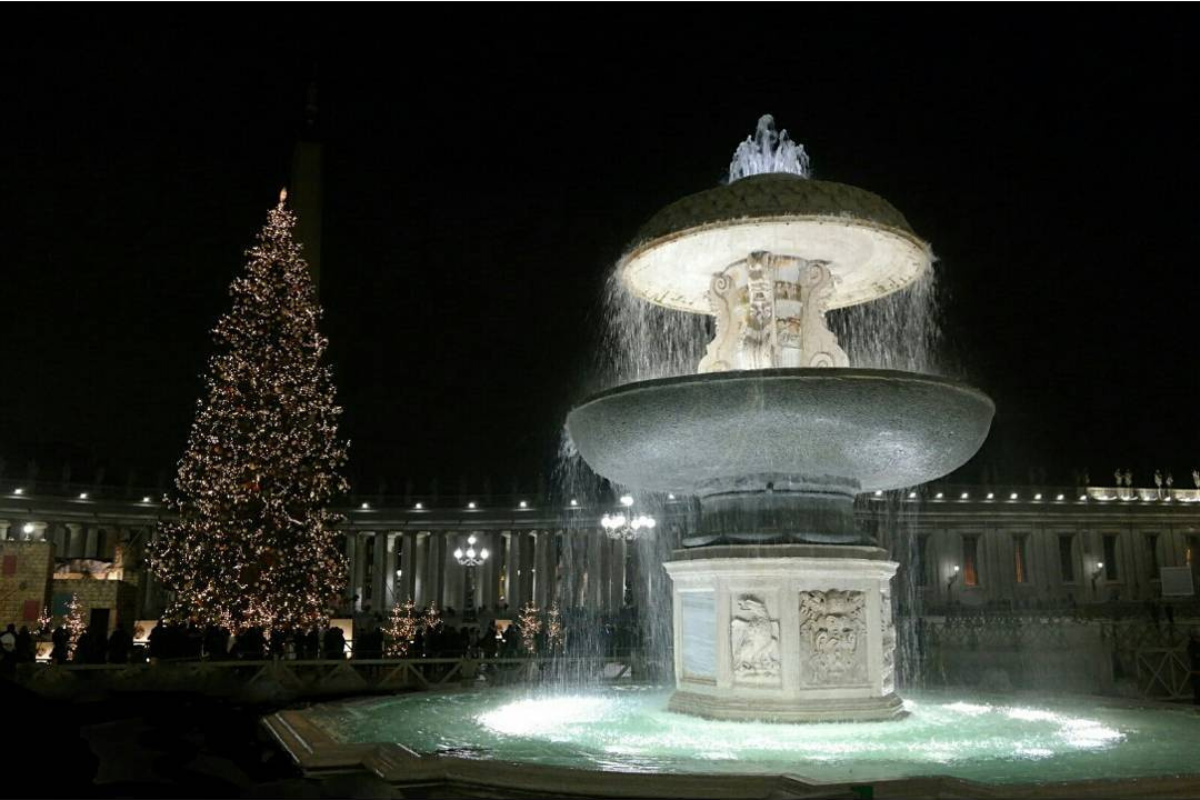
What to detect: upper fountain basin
<box><xmin>621</xmin><ymin>174</ymin><xmax>931</xmax><ymax>314</ymax></box>
<box><xmin>566</xmin><ymin>368</ymin><xmax>994</xmax><ymax>495</ymax></box>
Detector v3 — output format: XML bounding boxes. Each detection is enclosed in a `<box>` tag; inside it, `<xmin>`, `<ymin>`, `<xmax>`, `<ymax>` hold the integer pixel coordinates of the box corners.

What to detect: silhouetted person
<box><xmin>323</xmin><ymin>625</ymin><xmax>345</xmax><ymax>660</ymax></box>
<box><xmin>303</xmin><ymin>627</ymin><xmax>320</xmax><ymax>660</ymax></box>
<box><xmin>106</xmin><ymin>623</ymin><xmax>131</xmax><ymax>664</ymax></box>
<box><xmin>73</xmin><ymin>629</ymin><xmax>92</xmax><ymax>664</ymax></box>
<box><xmin>0</xmin><ymin>624</ymin><xmax>16</xmax><ymax>678</ymax></box>
<box><xmin>147</xmin><ymin>621</ymin><xmax>164</xmax><ymax>661</ymax></box>
<box><xmin>51</xmin><ymin>625</ymin><xmax>69</xmax><ymax>664</ymax></box>
<box><xmin>16</xmin><ymin>626</ymin><xmax>34</xmax><ymax>663</ymax></box>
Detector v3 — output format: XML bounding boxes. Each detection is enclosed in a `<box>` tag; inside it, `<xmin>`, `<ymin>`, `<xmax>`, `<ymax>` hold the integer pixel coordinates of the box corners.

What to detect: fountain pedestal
<box><xmin>664</xmin><ymin>545</ymin><xmax>900</xmax><ymax>723</ymax></box>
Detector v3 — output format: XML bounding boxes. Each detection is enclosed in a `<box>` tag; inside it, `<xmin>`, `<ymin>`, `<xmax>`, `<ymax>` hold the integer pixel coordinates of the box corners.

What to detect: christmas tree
<box><xmin>518</xmin><ymin>602</ymin><xmax>542</xmax><ymax>654</ymax></box>
<box><xmin>64</xmin><ymin>594</ymin><xmax>86</xmax><ymax>655</ymax></box>
<box><xmin>150</xmin><ymin>190</ymin><xmax>350</xmax><ymax>633</ymax></box>
<box><xmin>385</xmin><ymin>598</ymin><xmax>419</xmax><ymax>657</ymax></box>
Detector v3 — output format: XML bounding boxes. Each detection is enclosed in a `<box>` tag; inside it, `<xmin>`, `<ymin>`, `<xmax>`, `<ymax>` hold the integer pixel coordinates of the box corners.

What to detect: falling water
<box><xmin>728</xmin><ymin>114</ymin><xmax>811</xmax><ymax>182</ymax></box>
<box><xmin>555</xmin><ymin>115</ymin><xmax>948</xmax><ymax>692</ymax></box>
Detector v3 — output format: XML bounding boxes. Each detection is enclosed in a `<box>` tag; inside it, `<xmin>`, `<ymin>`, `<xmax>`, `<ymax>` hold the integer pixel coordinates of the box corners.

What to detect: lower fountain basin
<box><xmin>269</xmin><ymin>686</ymin><xmax>1200</xmax><ymax>797</ymax></box>
<box><xmin>566</xmin><ymin>368</ymin><xmax>994</xmax><ymax>497</ymax></box>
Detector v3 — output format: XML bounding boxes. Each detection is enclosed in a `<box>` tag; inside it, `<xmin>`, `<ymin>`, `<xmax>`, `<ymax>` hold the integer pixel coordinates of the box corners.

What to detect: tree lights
<box><xmin>149</xmin><ymin>191</ymin><xmax>350</xmax><ymax>634</ymax></box>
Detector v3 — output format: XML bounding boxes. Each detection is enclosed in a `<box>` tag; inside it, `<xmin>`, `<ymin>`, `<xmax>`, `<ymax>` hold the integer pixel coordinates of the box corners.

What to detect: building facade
<box><xmin>1</xmin><ymin>482</ymin><xmax>1197</xmax><ymax>634</ymax></box>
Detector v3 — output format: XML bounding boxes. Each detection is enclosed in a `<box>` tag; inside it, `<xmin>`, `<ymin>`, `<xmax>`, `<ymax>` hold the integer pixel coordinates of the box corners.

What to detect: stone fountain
<box><xmin>567</xmin><ymin>117</ymin><xmax>994</xmax><ymax>722</ymax></box>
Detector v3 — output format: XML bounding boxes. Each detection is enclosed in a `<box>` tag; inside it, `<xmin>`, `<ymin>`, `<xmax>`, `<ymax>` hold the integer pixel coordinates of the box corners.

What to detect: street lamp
<box><xmin>947</xmin><ymin>564</ymin><xmax>960</xmax><ymax>592</ymax></box>
<box><xmin>454</xmin><ymin>534</ymin><xmax>489</xmax><ymax>621</ymax></box>
<box><xmin>454</xmin><ymin>534</ymin><xmax>489</xmax><ymax>567</ymax></box>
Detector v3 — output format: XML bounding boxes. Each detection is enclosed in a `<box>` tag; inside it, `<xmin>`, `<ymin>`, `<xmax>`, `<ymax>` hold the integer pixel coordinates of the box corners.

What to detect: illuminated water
<box><xmin>306</xmin><ymin>686</ymin><xmax>1200</xmax><ymax>784</ymax></box>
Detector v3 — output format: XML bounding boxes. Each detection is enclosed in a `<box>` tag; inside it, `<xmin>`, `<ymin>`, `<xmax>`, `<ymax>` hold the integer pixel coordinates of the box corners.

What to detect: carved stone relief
<box><xmin>697</xmin><ymin>251</ymin><xmax>849</xmax><ymax>373</ymax></box>
<box><xmin>798</xmin><ymin>589</ymin><xmax>867</xmax><ymax>687</ymax></box>
<box><xmin>730</xmin><ymin>593</ymin><xmax>781</xmax><ymax>681</ymax></box>
<box><xmin>881</xmin><ymin>586</ymin><xmax>896</xmax><ymax>695</ymax></box>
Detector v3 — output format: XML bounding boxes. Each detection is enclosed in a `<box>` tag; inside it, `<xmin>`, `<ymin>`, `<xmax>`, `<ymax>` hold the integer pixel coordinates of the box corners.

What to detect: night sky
<box><xmin>3</xmin><ymin>13</ymin><xmax>1197</xmax><ymax>496</ymax></box>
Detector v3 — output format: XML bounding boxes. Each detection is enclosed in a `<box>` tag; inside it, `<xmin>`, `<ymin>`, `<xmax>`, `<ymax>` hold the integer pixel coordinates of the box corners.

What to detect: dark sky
<box><xmin>2</xmin><ymin>12</ymin><xmax>1197</xmax><ymax>495</ymax></box>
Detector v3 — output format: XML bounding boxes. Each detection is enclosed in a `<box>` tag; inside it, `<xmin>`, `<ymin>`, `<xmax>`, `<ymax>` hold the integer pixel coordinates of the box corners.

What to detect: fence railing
<box><xmin>14</xmin><ymin>655</ymin><xmax>642</xmax><ymax>701</ymax></box>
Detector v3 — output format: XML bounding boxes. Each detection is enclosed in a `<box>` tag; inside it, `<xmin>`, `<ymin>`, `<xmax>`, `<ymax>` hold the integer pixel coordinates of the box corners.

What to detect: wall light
<box><xmin>1010</xmin><ymin>492</ymin><xmax>1019</xmax><ymax>500</ymax></box>
<box><xmin>908</xmin><ymin>491</ymin><xmax>917</xmax><ymax>499</ymax></box>
<box><xmin>414</xmin><ymin>502</ymin><xmax>423</xmax><ymax>510</ymax></box>
<box><xmin>620</xmin><ymin>495</ymin><xmax>634</xmax><ymax>507</ymax></box>
<box><xmin>14</xmin><ymin>488</ymin><xmax>24</xmax><ymax>495</ymax></box>
<box><xmin>570</xmin><ymin>499</ymin><xmax>579</xmax><ymax>507</ymax></box>
<box><xmin>360</xmin><ymin>502</ymin><xmax>370</xmax><ymax>510</ymax></box>
<box><xmin>78</xmin><ymin>492</ymin><xmax>89</xmax><ymax>500</ymax></box>
<box><xmin>1034</xmin><ymin>493</ymin><xmax>1043</xmax><ymax>500</ymax></box>
<box><xmin>961</xmin><ymin>492</ymin><xmax>970</xmax><ymax>499</ymax></box>
<box><xmin>1056</xmin><ymin>494</ymin><xmax>1064</xmax><ymax>501</ymax></box>
<box><xmin>468</xmin><ymin>501</ymin><xmax>476</xmax><ymax>509</ymax></box>
<box><xmin>23</xmin><ymin>523</ymin><xmax>35</xmax><ymax>535</ymax></box>
<box><xmin>986</xmin><ymin>492</ymin><xmax>994</xmax><ymax>500</ymax></box>
<box><xmin>935</xmin><ymin>492</ymin><xmax>944</xmax><ymax>499</ymax></box>
<box><xmin>519</xmin><ymin>500</ymin><xmax>528</xmax><ymax>509</ymax></box>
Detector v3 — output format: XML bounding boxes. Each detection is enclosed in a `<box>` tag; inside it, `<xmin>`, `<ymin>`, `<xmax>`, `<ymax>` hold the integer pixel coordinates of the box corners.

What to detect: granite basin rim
<box><xmin>567</xmin><ymin>368</ymin><xmax>994</xmax><ymax>495</ymax></box>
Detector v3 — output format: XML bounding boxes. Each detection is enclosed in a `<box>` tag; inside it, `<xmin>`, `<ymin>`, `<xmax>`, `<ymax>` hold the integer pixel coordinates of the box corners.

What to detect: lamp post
<box><xmin>600</xmin><ymin>495</ymin><xmax>657</xmax><ymax>542</ymax></box>
<box><xmin>454</xmin><ymin>534</ymin><xmax>489</xmax><ymax>619</ymax></box>
<box><xmin>946</xmin><ymin>564</ymin><xmax>960</xmax><ymax>595</ymax></box>
<box><xmin>1091</xmin><ymin>561</ymin><xmax>1105</xmax><ymax>593</ymax></box>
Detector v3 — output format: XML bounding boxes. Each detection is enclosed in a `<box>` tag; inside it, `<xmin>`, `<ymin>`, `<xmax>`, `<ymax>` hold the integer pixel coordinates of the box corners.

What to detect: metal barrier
<box><xmin>13</xmin><ymin>655</ymin><xmax>641</xmax><ymax>701</ymax></box>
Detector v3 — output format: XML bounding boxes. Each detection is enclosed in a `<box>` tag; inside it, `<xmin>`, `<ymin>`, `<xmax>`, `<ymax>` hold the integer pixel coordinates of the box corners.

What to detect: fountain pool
<box><xmin>277</xmin><ymin>685</ymin><xmax>1200</xmax><ymax>791</ymax></box>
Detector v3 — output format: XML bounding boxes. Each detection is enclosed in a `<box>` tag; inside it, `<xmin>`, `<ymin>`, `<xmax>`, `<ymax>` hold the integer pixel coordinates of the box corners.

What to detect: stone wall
<box><xmin>0</xmin><ymin>540</ymin><xmax>55</xmax><ymax>629</ymax></box>
<box><xmin>50</xmin><ymin>577</ymin><xmax>138</xmax><ymax>636</ymax></box>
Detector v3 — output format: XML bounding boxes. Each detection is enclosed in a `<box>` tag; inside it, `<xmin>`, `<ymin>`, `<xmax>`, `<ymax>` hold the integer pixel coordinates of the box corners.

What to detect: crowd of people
<box><xmin>0</xmin><ymin>602</ymin><xmax>643</xmax><ymax>674</ymax></box>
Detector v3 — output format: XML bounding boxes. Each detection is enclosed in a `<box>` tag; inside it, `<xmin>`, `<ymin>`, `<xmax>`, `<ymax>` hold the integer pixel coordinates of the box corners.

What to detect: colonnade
<box><xmin>339</xmin><ymin>529</ymin><xmax>631</xmax><ymax>617</ymax></box>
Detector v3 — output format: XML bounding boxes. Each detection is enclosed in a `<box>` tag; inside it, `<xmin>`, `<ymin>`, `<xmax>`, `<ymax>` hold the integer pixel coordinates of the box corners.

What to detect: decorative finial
<box><xmin>279</xmin><ymin>187</ymin><xmax>288</xmax><ymax>204</ymax></box>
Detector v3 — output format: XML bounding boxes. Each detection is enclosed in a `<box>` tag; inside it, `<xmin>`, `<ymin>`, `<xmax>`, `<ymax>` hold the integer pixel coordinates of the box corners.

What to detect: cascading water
<box><xmin>551</xmin><ymin>116</ymin><xmax>950</xmax><ymax>695</ymax></box>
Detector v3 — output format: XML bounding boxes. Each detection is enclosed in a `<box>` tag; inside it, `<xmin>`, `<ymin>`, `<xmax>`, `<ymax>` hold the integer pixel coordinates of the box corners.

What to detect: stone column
<box><xmin>608</xmin><ymin>538</ymin><xmax>626</xmax><ymax>612</ymax></box>
<box><xmin>504</xmin><ymin>532</ymin><xmax>520</xmax><ymax>609</ymax></box>
<box><xmin>486</xmin><ymin>531</ymin><xmax>503</xmax><ymax>611</ymax></box>
<box><xmin>532</xmin><ymin>531</ymin><xmax>548</xmax><ymax>607</ymax></box>
<box><xmin>0</xmin><ymin>520</ymin><xmax>9</xmax><ymax>541</ymax></box>
<box><xmin>343</xmin><ymin>532</ymin><xmax>357</xmax><ymax>607</ymax></box>
<box><xmin>65</xmin><ymin>523</ymin><xmax>84</xmax><ymax>559</ymax></box>
<box><xmin>518</xmin><ymin>532</ymin><xmax>534</xmax><ymax>608</ymax></box>
<box><xmin>429</xmin><ymin>533</ymin><xmax>445</xmax><ymax>609</ymax></box>
<box><xmin>384</xmin><ymin>533</ymin><xmax>398</xmax><ymax>609</ymax></box>
<box><xmin>587</xmin><ymin>530</ymin><xmax>605</xmax><ymax>610</ymax></box>
<box><xmin>85</xmin><ymin>526</ymin><xmax>100</xmax><ymax>559</ymax></box>
<box><xmin>354</xmin><ymin>532</ymin><xmax>370</xmax><ymax>612</ymax></box>
<box><xmin>372</xmin><ymin>531</ymin><xmax>388</xmax><ymax>613</ymax></box>
<box><xmin>400</xmin><ymin>532</ymin><xmax>416</xmax><ymax>603</ymax></box>
<box><xmin>413</xmin><ymin>533</ymin><xmax>428</xmax><ymax>606</ymax></box>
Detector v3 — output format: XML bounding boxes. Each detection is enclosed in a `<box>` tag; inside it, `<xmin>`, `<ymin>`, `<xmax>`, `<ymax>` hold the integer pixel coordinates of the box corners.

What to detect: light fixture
<box><xmin>601</xmin><ymin>511</ymin><xmax>656</xmax><ymax>541</ymax></box>
<box><xmin>468</xmin><ymin>501</ymin><xmax>477</xmax><ymax>509</ymax></box>
<box><xmin>519</xmin><ymin>500</ymin><xmax>528</xmax><ymax>509</ymax></box>
<box><xmin>986</xmin><ymin>492</ymin><xmax>994</xmax><ymax>500</ymax></box>
<box><xmin>454</xmin><ymin>534</ymin><xmax>489</xmax><ymax>566</ymax></box>
<box><xmin>78</xmin><ymin>492</ymin><xmax>89</xmax><ymax>500</ymax></box>
<box><xmin>22</xmin><ymin>523</ymin><xmax>35</xmax><ymax>535</ymax></box>
<box><xmin>668</xmin><ymin>493</ymin><xmax>676</xmax><ymax>500</ymax></box>
<box><xmin>14</xmin><ymin>488</ymin><xmax>24</xmax><ymax>495</ymax></box>
<box><xmin>414</xmin><ymin>502</ymin><xmax>423</xmax><ymax>510</ymax></box>
<box><xmin>935</xmin><ymin>492</ymin><xmax>944</xmax><ymax>499</ymax></box>
<box><xmin>908</xmin><ymin>491</ymin><xmax>917</xmax><ymax>499</ymax></box>
<box><xmin>570</xmin><ymin>499</ymin><xmax>579</xmax><ymax>507</ymax></box>
<box><xmin>961</xmin><ymin>492</ymin><xmax>969</xmax><ymax>499</ymax></box>
<box><xmin>1079</xmin><ymin>494</ymin><xmax>1087</xmax><ymax>501</ymax></box>
<box><xmin>947</xmin><ymin>564</ymin><xmax>960</xmax><ymax>591</ymax></box>
<box><xmin>874</xmin><ymin>490</ymin><xmax>883</xmax><ymax>497</ymax></box>
<box><xmin>1056</xmin><ymin>494</ymin><xmax>1064</xmax><ymax>501</ymax></box>
<box><xmin>1033</xmin><ymin>493</ymin><xmax>1042</xmax><ymax>500</ymax></box>
<box><xmin>619</xmin><ymin>495</ymin><xmax>634</xmax><ymax>507</ymax></box>
<box><xmin>360</xmin><ymin>502</ymin><xmax>370</xmax><ymax>509</ymax></box>
<box><xmin>1010</xmin><ymin>492</ymin><xmax>1018</xmax><ymax>500</ymax></box>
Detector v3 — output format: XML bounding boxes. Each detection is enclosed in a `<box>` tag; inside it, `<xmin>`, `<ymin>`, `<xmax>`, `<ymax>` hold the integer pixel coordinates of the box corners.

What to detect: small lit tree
<box><xmin>385</xmin><ymin>598</ymin><xmax>419</xmax><ymax>657</ymax></box>
<box><xmin>518</xmin><ymin>602</ymin><xmax>542</xmax><ymax>654</ymax></box>
<box><xmin>149</xmin><ymin>191</ymin><xmax>350</xmax><ymax>633</ymax></box>
<box><xmin>545</xmin><ymin>604</ymin><xmax>564</xmax><ymax>653</ymax></box>
<box><xmin>64</xmin><ymin>594</ymin><xmax>86</xmax><ymax>655</ymax></box>
<box><xmin>422</xmin><ymin>602</ymin><xmax>442</xmax><ymax>635</ymax></box>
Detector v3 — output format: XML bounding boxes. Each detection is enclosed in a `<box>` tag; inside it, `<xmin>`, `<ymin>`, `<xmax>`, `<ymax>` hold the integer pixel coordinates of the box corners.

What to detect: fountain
<box><xmin>566</xmin><ymin>115</ymin><xmax>993</xmax><ymax>721</ymax></box>
<box><xmin>264</xmin><ymin>118</ymin><xmax>1200</xmax><ymax>797</ymax></box>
